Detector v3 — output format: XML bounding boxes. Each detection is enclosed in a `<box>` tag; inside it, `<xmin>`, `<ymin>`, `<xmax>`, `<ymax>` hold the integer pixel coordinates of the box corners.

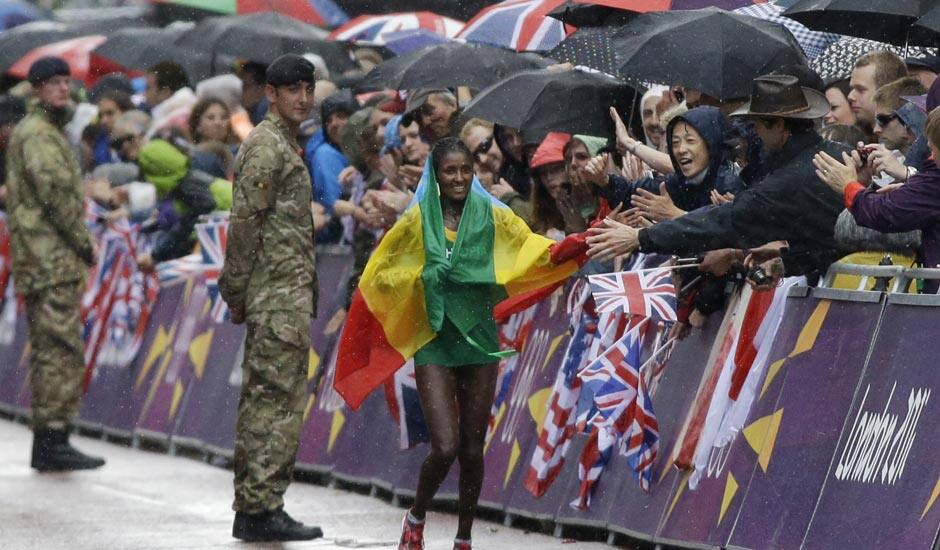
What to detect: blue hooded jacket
<box><xmin>305</xmin><ymin>127</ymin><xmax>349</xmax><ymax>213</ymax></box>
<box><xmin>602</xmin><ymin>106</ymin><xmax>744</xmax><ymax>212</ymax></box>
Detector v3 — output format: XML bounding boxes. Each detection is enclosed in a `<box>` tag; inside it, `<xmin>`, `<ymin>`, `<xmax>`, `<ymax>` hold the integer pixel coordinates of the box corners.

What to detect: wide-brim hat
<box><xmin>730</xmin><ymin>74</ymin><xmax>829</xmax><ymax>119</ymax></box>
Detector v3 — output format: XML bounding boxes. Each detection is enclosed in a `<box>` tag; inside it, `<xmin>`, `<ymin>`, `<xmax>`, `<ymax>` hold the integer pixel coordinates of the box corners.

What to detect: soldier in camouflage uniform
<box><xmin>219</xmin><ymin>54</ymin><xmax>321</xmax><ymax>543</ymax></box>
<box><xmin>6</xmin><ymin>57</ymin><xmax>104</xmax><ymax>472</ymax></box>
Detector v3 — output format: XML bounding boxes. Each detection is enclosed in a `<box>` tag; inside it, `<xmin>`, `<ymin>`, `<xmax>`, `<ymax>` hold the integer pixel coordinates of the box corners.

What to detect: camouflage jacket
<box><xmin>219</xmin><ymin>112</ymin><xmax>317</xmax><ymax>315</ymax></box>
<box><xmin>6</xmin><ymin>106</ymin><xmax>95</xmax><ymax>295</ymax></box>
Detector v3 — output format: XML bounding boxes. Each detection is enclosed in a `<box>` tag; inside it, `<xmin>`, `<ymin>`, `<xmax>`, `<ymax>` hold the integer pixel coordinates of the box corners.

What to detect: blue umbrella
<box><xmin>0</xmin><ymin>0</ymin><xmax>49</xmax><ymax>31</ymax></box>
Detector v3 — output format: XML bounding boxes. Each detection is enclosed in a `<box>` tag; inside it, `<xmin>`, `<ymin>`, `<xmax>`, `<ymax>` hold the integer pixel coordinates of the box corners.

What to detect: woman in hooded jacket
<box><xmin>590</xmin><ymin>106</ymin><xmax>745</xmax><ymax>221</ymax></box>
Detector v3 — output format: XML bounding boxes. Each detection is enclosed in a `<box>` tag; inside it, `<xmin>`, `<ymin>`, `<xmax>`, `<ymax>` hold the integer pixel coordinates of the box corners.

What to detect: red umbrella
<box><xmin>8</xmin><ymin>35</ymin><xmax>123</xmax><ymax>86</ymax></box>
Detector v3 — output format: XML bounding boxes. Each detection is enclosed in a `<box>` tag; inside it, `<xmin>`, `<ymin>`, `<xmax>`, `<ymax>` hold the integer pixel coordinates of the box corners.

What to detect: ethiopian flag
<box><xmin>334</xmin><ymin>162</ymin><xmax>582</xmax><ymax>410</ymax></box>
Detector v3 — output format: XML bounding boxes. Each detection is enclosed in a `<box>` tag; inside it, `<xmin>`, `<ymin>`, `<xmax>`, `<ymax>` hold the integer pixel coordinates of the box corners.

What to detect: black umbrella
<box><xmin>546</xmin><ymin>26</ymin><xmax>618</xmax><ymax>75</ymax></box>
<box><xmin>0</xmin><ymin>19</ymin><xmax>150</xmax><ymax>73</ymax></box>
<box><xmin>174</xmin><ymin>12</ymin><xmax>354</xmax><ymax>71</ymax></box>
<box><xmin>782</xmin><ymin>0</ymin><xmax>930</xmax><ymax>46</ymax></box>
<box><xmin>547</xmin><ymin>1</ymin><xmax>636</xmax><ymax>28</ymax></box>
<box><xmin>356</xmin><ymin>42</ymin><xmax>550</xmax><ymax>92</ymax></box>
<box><xmin>462</xmin><ymin>68</ymin><xmax>632</xmax><ymax>144</ymax></box>
<box><xmin>611</xmin><ymin>8</ymin><xmax>807</xmax><ymax>101</ymax></box>
<box><xmin>332</xmin><ymin>0</ymin><xmax>491</xmax><ymax>21</ymax></box>
<box><xmin>93</xmin><ymin>24</ymin><xmax>221</xmax><ymax>83</ymax></box>
<box><xmin>911</xmin><ymin>5</ymin><xmax>940</xmax><ymax>46</ymax></box>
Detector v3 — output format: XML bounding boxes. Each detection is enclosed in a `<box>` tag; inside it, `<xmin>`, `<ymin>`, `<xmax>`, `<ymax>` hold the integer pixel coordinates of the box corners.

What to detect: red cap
<box><xmin>530</xmin><ymin>132</ymin><xmax>571</xmax><ymax>169</ymax></box>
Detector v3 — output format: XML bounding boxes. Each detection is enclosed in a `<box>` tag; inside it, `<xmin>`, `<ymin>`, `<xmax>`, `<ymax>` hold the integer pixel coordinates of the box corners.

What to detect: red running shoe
<box><xmin>453</xmin><ymin>540</ymin><xmax>472</xmax><ymax>550</ymax></box>
<box><xmin>398</xmin><ymin>513</ymin><xmax>425</xmax><ymax>550</ymax></box>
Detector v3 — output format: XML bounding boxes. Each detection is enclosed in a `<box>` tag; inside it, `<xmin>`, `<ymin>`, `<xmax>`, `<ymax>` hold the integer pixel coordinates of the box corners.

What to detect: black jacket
<box><xmin>638</xmin><ymin>130</ymin><xmax>848</xmax><ymax>278</ymax></box>
<box><xmin>601</xmin><ymin>106</ymin><xmax>744</xmax><ymax>212</ymax></box>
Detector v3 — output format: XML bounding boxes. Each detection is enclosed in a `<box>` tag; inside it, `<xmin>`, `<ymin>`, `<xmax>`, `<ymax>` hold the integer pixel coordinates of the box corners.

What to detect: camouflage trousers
<box><xmin>233</xmin><ymin>310</ymin><xmax>310</xmax><ymax>514</ymax></box>
<box><xmin>25</xmin><ymin>280</ymin><xmax>85</xmax><ymax>431</ymax></box>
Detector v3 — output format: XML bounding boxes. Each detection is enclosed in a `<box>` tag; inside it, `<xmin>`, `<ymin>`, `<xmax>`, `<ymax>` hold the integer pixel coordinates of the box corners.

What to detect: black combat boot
<box><xmin>232</xmin><ymin>507</ymin><xmax>324</xmax><ymax>542</ymax></box>
<box><xmin>31</xmin><ymin>428</ymin><xmax>106</xmax><ymax>472</ymax></box>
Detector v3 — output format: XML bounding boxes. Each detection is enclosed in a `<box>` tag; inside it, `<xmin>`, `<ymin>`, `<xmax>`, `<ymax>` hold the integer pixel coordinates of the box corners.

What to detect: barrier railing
<box><xmin>1</xmin><ymin>255</ymin><xmax>939</xmax><ymax>549</ymax></box>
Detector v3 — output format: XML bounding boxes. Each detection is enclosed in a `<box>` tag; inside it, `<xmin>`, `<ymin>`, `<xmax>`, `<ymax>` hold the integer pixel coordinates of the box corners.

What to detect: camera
<box><xmin>746</xmin><ymin>265</ymin><xmax>772</xmax><ymax>287</ymax></box>
<box><xmin>856</xmin><ymin>144</ymin><xmax>872</xmax><ymax>164</ymax></box>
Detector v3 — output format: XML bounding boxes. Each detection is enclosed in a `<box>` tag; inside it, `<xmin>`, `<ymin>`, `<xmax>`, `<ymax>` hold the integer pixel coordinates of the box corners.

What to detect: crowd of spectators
<box><xmin>0</xmin><ymin>35</ymin><xmax>938</xmax><ymax>336</ymax></box>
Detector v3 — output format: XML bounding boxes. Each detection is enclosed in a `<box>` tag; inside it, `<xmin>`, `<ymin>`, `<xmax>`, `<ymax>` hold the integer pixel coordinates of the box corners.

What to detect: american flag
<box><xmin>523</xmin><ymin>283</ymin><xmax>592</xmax><ymax>498</ymax></box>
<box><xmin>196</xmin><ymin>220</ymin><xmax>228</xmax><ymax>323</ymax></box>
<box><xmin>384</xmin><ymin>360</ymin><xmax>429</xmax><ymax>450</ymax></box>
<box><xmin>588</xmin><ymin>268</ymin><xmax>677</xmax><ymax>322</ymax></box>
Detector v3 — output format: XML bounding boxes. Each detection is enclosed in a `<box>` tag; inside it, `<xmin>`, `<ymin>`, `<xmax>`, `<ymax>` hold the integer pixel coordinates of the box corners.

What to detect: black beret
<box><xmin>266</xmin><ymin>54</ymin><xmax>316</xmax><ymax>87</ymax></box>
<box><xmin>28</xmin><ymin>56</ymin><xmax>70</xmax><ymax>86</ymax></box>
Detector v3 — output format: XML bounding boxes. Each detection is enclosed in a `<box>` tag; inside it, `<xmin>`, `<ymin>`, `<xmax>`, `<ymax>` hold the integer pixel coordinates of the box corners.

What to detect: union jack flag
<box><xmin>329</xmin><ymin>12</ymin><xmax>463</xmax><ymax>45</ymax></box>
<box><xmin>196</xmin><ymin>220</ymin><xmax>228</xmax><ymax>323</ymax></box>
<box><xmin>384</xmin><ymin>360</ymin><xmax>429</xmax><ymax>450</ymax></box>
<box><xmin>580</xmin><ymin>320</ymin><xmax>645</xmax><ymax>426</ymax></box>
<box><xmin>456</xmin><ymin>0</ymin><xmax>571</xmax><ymax>52</ymax></box>
<box><xmin>486</xmin><ymin>305</ymin><xmax>537</xmax><ymax>444</ymax></box>
<box><xmin>588</xmin><ymin>268</ymin><xmax>677</xmax><ymax>322</ymax></box>
<box><xmin>621</xmin><ymin>373</ymin><xmax>660</xmax><ymax>493</ymax></box>
<box><xmin>81</xmin><ymin>216</ymin><xmax>159</xmax><ymax>389</ymax></box>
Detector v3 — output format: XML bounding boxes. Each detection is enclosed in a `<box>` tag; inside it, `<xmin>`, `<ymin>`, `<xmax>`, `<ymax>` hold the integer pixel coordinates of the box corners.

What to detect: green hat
<box><xmin>572</xmin><ymin>134</ymin><xmax>607</xmax><ymax>157</ymax></box>
<box><xmin>138</xmin><ymin>139</ymin><xmax>189</xmax><ymax>198</ymax></box>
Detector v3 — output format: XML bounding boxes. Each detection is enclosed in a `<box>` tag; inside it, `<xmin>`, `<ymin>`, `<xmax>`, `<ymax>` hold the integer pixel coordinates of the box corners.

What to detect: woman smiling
<box><xmin>335</xmin><ymin>138</ymin><xmax>587</xmax><ymax>550</ymax></box>
<box><xmin>589</xmin><ymin>106</ymin><xmax>745</xmax><ymax>223</ymax></box>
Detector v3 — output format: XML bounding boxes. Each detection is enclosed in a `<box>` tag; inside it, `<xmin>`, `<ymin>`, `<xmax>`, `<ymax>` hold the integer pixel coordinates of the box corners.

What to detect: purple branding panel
<box><xmin>728</xmin><ymin>298</ymin><xmax>882</xmax><ymax>549</ymax></box>
<box><xmin>802</xmin><ymin>300</ymin><xmax>940</xmax><ymax>549</ymax></box>
<box><xmin>0</xmin><ymin>315</ymin><xmax>31</xmax><ymax>413</ymax></box>
<box><xmin>133</xmin><ymin>278</ymin><xmax>210</xmax><ymax>440</ymax></box>
<box><xmin>657</xmin><ymin>296</ymin><xmax>820</xmax><ymax>546</ymax></box>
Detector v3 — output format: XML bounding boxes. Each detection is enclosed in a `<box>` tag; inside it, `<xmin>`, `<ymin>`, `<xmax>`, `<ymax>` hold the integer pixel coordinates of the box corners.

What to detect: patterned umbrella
<box><xmin>328</xmin><ymin>11</ymin><xmax>463</xmax><ymax>45</ymax></box>
<box><xmin>457</xmin><ymin>0</ymin><xmax>572</xmax><ymax>52</ymax></box>
<box><xmin>782</xmin><ymin>0</ymin><xmax>928</xmax><ymax>46</ymax></box>
<box><xmin>8</xmin><ymin>35</ymin><xmax>124</xmax><ymax>86</ymax></box>
<box><xmin>734</xmin><ymin>2</ymin><xmax>840</xmax><ymax>60</ymax></box>
<box><xmin>149</xmin><ymin>0</ymin><xmax>348</xmax><ymax>28</ymax></box>
<box><xmin>548</xmin><ymin>0</ymin><xmax>764</xmax><ymax>27</ymax></box>
<box><xmin>811</xmin><ymin>36</ymin><xmax>936</xmax><ymax>82</ymax></box>
<box><xmin>546</xmin><ymin>26</ymin><xmax>618</xmax><ymax>74</ymax></box>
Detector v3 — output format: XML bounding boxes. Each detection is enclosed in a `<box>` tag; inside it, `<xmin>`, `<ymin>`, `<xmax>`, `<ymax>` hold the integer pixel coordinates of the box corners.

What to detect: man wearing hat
<box><xmin>219</xmin><ymin>54</ymin><xmax>322</xmax><ymax>542</ymax></box>
<box><xmin>403</xmin><ymin>88</ymin><xmax>460</xmax><ymax>145</ymax></box>
<box><xmin>587</xmin><ymin>74</ymin><xmax>849</xmax><ymax>282</ymax></box>
<box><xmin>905</xmin><ymin>55</ymin><xmax>940</xmax><ymax>90</ymax></box>
<box><xmin>6</xmin><ymin>57</ymin><xmax>104</xmax><ymax>471</ymax></box>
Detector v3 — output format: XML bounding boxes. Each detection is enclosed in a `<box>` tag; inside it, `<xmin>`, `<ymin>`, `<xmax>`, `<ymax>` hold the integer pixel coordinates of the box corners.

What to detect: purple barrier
<box><xmin>479</xmin><ymin>296</ymin><xmax>567</xmax><ymax>510</ymax></box>
<box><xmin>133</xmin><ymin>278</ymin><xmax>211</xmax><ymax>442</ymax></box>
<box><xmin>87</xmin><ymin>280</ymin><xmax>189</xmax><ymax>436</ymax></box>
<box><xmin>801</xmin><ymin>296</ymin><xmax>940</xmax><ymax>549</ymax></box>
<box><xmin>653</xmin><ymin>293</ymin><xmax>819</xmax><ymax>547</ymax></box>
<box><xmin>604</xmin><ymin>310</ymin><xmax>726</xmax><ymax>541</ymax></box>
<box><xmin>0</xmin><ymin>314</ymin><xmax>30</xmax><ymax>415</ymax></box>
<box><xmin>726</xmin><ymin>295</ymin><xmax>884</xmax><ymax>549</ymax></box>
<box><xmin>170</xmin><ymin>320</ymin><xmax>243</xmax><ymax>454</ymax></box>
<box><xmin>498</xmin><ymin>291</ymin><xmax>586</xmax><ymax>520</ymax></box>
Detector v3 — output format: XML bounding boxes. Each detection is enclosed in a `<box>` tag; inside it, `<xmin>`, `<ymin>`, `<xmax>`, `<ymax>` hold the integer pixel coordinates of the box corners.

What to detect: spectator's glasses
<box><xmin>875</xmin><ymin>113</ymin><xmax>900</xmax><ymax>127</ymax></box>
<box><xmin>473</xmin><ymin>136</ymin><xmax>493</xmax><ymax>160</ymax></box>
<box><xmin>110</xmin><ymin>135</ymin><xmax>134</xmax><ymax>149</ymax></box>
